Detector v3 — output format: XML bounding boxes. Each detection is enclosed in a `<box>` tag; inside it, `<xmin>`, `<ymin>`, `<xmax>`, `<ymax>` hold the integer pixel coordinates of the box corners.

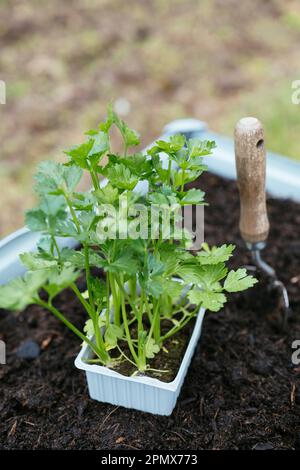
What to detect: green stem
<box><xmin>180</xmin><ymin>169</ymin><xmax>185</xmax><ymax>193</ymax></box>
<box><xmin>115</xmin><ymin>276</ymin><xmax>139</xmax><ymax>319</ymax></box>
<box><xmin>37</xmin><ymin>299</ymin><xmax>108</xmax><ymax>363</ymax></box>
<box><xmin>70</xmin><ymin>283</ymin><xmax>93</xmax><ymax>318</ymax></box>
<box><xmin>161</xmin><ymin>306</ymin><xmax>199</xmax><ymax>341</ymax></box>
<box><xmin>175</xmin><ymin>295</ymin><xmax>190</xmax><ymax>312</ymax></box>
<box><xmin>84</xmin><ymin>245</ymin><xmax>94</xmax><ymax>312</ymax></box>
<box><xmin>144</xmin><ymin>295</ymin><xmax>153</xmax><ymax>324</ymax></box>
<box><xmin>163</xmin><ymin>302</ymin><xmax>193</xmax><ymax>318</ymax></box>
<box><xmin>72</xmin><ymin>274</ymin><xmax>108</xmax><ymax>355</ymax></box>
<box><xmin>153</xmin><ymin>298</ymin><xmax>161</xmax><ymax>344</ymax></box>
<box><xmin>83</xmin><ymin>245</ymin><xmax>106</xmax><ymax>354</ymax></box>
<box><xmin>146</xmin><ymin>300</ymin><xmax>160</xmax><ymax>347</ymax></box>
<box><xmin>52</xmin><ymin>236</ymin><xmax>61</xmax><ymax>262</ymax></box>
<box><xmin>167</xmin><ymin>159</ymin><xmax>172</xmax><ymax>185</ymax></box>
<box><xmin>120</xmin><ymin>276</ymin><xmax>138</xmax><ymax>364</ymax></box>
<box><xmin>90</xmin><ymin>167</ymin><xmax>100</xmax><ymax>190</ymax></box>
<box><xmin>64</xmin><ymin>192</ymin><xmax>81</xmax><ymax>234</ymax></box>
<box><xmin>109</xmin><ymin>273</ymin><xmax>120</xmax><ymax>326</ymax></box>
<box><xmin>160</xmin><ymin>294</ymin><xmax>169</xmax><ymax>317</ymax></box>
<box><xmin>106</xmin><ymin>275</ymin><xmax>110</xmax><ymax>328</ymax></box>
<box><xmin>128</xmin><ymin>277</ymin><xmax>137</xmax><ymax>302</ymax></box>
<box><xmin>137</xmin><ymin>290</ymin><xmax>145</xmax><ymax>364</ymax></box>
<box><xmin>138</xmin><ymin>289</ymin><xmax>144</xmax><ymax>333</ymax></box>
<box><xmin>93</xmin><ymin>315</ymin><xmax>107</xmax><ymax>354</ymax></box>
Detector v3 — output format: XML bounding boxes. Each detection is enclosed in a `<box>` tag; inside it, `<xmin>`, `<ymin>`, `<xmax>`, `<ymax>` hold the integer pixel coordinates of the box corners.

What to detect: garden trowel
<box><xmin>234</xmin><ymin>117</ymin><xmax>291</xmax><ymax>329</ymax></box>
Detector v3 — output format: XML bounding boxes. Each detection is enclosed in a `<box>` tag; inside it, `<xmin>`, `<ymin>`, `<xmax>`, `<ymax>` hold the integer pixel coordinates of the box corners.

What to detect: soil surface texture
<box><xmin>1</xmin><ymin>172</ymin><xmax>300</xmax><ymax>450</ymax></box>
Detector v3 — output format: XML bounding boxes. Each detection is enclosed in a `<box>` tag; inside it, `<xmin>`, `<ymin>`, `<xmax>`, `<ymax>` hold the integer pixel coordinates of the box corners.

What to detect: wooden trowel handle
<box><xmin>234</xmin><ymin>117</ymin><xmax>269</xmax><ymax>245</ymax></box>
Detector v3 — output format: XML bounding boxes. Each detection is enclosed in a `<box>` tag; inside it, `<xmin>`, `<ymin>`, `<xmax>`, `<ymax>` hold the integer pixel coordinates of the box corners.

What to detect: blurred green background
<box><xmin>0</xmin><ymin>0</ymin><xmax>300</xmax><ymax>236</ymax></box>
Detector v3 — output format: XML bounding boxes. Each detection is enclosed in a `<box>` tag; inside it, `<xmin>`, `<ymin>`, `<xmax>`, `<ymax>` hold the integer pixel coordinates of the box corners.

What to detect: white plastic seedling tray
<box><xmin>75</xmin><ymin>307</ymin><xmax>205</xmax><ymax>415</ymax></box>
<box><xmin>1</xmin><ymin>118</ymin><xmax>299</xmax><ymax>414</ymax></box>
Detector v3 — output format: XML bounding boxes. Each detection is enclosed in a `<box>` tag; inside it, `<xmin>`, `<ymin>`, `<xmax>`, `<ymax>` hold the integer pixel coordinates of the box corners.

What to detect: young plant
<box><xmin>0</xmin><ymin>105</ymin><xmax>257</xmax><ymax>373</ymax></box>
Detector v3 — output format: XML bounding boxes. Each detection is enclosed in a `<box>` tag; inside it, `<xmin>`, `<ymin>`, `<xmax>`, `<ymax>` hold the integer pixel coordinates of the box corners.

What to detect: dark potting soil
<box><xmin>1</xmin><ymin>172</ymin><xmax>300</xmax><ymax>450</ymax></box>
<box><xmin>110</xmin><ymin>315</ymin><xmax>195</xmax><ymax>382</ymax></box>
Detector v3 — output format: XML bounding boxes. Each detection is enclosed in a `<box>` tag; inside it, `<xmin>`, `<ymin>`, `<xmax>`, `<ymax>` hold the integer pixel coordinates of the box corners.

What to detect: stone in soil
<box><xmin>16</xmin><ymin>339</ymin><xmax>40</xmax><ymax>359</ymax></box>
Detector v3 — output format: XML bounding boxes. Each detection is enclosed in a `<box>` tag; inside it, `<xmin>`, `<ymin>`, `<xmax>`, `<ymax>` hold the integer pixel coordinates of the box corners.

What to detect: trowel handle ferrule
<box><xmin>234</xmin><ymin>117</ymin><xmax>270</xmax><ymax>245</ymax></box>
<box><xmin>245</xmin><ymin>241</ymin><xmax>267</xmax><ymax>252</ymax></box>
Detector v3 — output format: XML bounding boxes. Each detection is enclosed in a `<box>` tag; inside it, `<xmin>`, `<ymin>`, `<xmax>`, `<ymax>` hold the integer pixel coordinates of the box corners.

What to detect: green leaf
<box><xmin>148</xmin><ymin>153</ymin><xmax>170</xmax><ymax>184</ymax></box>
<box><xmin>25</xmin><ymin>209</ymin><xmax>48</xmax><ymax>232</ymax></box>
<box><xmin>20</xmin><ymin>252</ymin><xmax>58</xmax><ymax>270</ymax></box>
<box><xmin>71</xmin><ymin>192</ymin><xmax>95</xmax><ymax>211</ymax></box>
<box><xmin>152</xmin><ymin>134</ymin><xmax>186</xmax><ymax>154</ymax></box>
<box><xmin>83</xmin><ymin>318</ymin><xmax>94</xmax><ymax>336</ymax></box>
<box><xmin>25</xmin><ymin>195</ymin><xmax>67</xmax><ymax>235</ymax></box>
<box><xmin>84</xmin><ymin>316</ymin><xmax>106</xmax><ymax>337</ymax></box>
<box><xmin>34</xmin><ymin>161</ymin><xmax>83</xmax><ymax>196</ymax></box>
<box><xmin>58</xmin><ymin>211</ymin><xmax>100</xmax><ymax>243</ymax></box>
<box><xmin>43</xmin><ymin>266</ymin><xmax>79</xmax><ymax>299</ymax></box>
<box><xmin>188</xmin><ymin>288</ymin><xmax>226</xmax><ymax>312</ymax></box>
<box><xmin>178</xmin><ymin>263</ymin><xmax>228</xmax><ymax>288</ymax></box>
<box><xmin>187</xmin><ymin>138</ymin><xmax>216</xmax><ymax>158</ymax></box>
<box><xmin>98</xmin><ymin>117</ymin><xmax>113</xmax><ymax>133</ymax></box>
<box><xmin>139</xmin><ymin>255</ymin><xmax>165</xmax><ymax>298</ymax></box>
<box><xmin>148</xmin><ymin>280</ymin><xmax>164</xmax><ymax>297</ymax></box>
<box><xmin>161</xmin><ymin>279</ymin><xmax>183</xmax><ymax>302</ymax></box>
<box><xmin>108</xmin><ymin>104</ymin><xmax>140</xmax><ymax>148</ymax></box>
<box><xmin>148</xmin><ymin>192</ymin><xmax>169</xmax><ymax>205</ymax></box>
<box><xmin>106</xmin><ymin>163</ymin><xmax>138</xmax><ymax>190</ymax></box>
<box><xmin>121</xmin><ymin>153</ymin><xmax>152</xmax><ymax>178</ymax></box>
<box><xmin>36</xmin><ymin>236</ymin><xmax>56</xmax><ymax>260</ymax></box>
<box><xmin>39</xmin><ymin>194</ymin><xmax>66</xmax><ymax>216</ymax></box>
<box><xmin>180</xmin><ymin>188</ymin><xmax>206</xmax><ymax>205</ymax></box>
<box><xmin>145</xmin><ymin>338</ymin><xmax>160</xmax><ymax>359</ymax></box>
<box><xmin>159</xmin><ymin>245</ymin><xmax>181</xmax><ymax>275</ymax></box>
<box><xmin>148</xmin><ymin>255</ymin><xmax>165</xmax><ymax>277</ymax></box>
<box><xmin>104</xmin><ymin>324</ymin><xmax>123</xmax><ymax>349</ymax></box>
<box><xmin>94</xmin><ymin>184</ymin><xmax>119</xmax><ymax>204</ymax></box>
<box><xmin>60</xmin><ymin>247</ymin><xmax>104</xmax><ymax>269</ymax></box>
<box><xmin>224</xmin><ymin>269</ymin><xmax>258</xmax><ymax>292</ymax></box>
<box><xmin>173</xmin><ymin>169</ymin><xmax>203</xmax><ymax>188</ymax></box>
<box><xmin>49</xmin><ymin>266</ymin><xmax>79</xmax><ymax>286</ymax></box>
<box><xmin>34</xmin><ymin>161</ymin><xmax>64</xmax><ymax>195</ymax></box>
<box><xmin>88</xmin><ymin>132</ymin><xmax>109</xmax><ymax>158</ymax></box>
<box><xmin>65</xmin><ymin>132</ymin><xmax>109</xmax><ymax>169</ymax></box>
<box><xmin>63</xmin><ymin>165</ymin><xmax>83</xmax><ymax>192</ymax></box>
<box><xmin>102</xmin><ymin>253</ymin><xmax>139</xmax><ymax>276</ymax></box>
<box><xmin>197</xmin><ymin>244</ymin><xmax>235</xmax><ymax>265</ymax></box>
<box><xmin>54</xmin><ymin>219</ymin><xmax>80</xmax><ymax>239</ymax></box>
<box><xmin>0</xmin><ymin>271</ymin><xmax>48</xmax><ymax>311</ymax></box>
<box><xmin>65</xmin><ymin>140</ymin><xmax>94</xmax><ymax>169</ymax></box>
<box><xmin>90</xmin><ymin>277</ymin><xmax>107</xmax><ymax>309</ymax></box>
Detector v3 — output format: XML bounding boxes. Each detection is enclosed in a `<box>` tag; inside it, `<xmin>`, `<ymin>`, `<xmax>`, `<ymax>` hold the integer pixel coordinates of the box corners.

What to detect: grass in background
<box><xmin>0</xmin><ymin>0</ymin><xmax>300</xmax><ymax>236</ymax></box>
<box><xmin>218</xmin><ymin>79</ymin><xmax>300</xmax><ymax>160</ymax></box>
